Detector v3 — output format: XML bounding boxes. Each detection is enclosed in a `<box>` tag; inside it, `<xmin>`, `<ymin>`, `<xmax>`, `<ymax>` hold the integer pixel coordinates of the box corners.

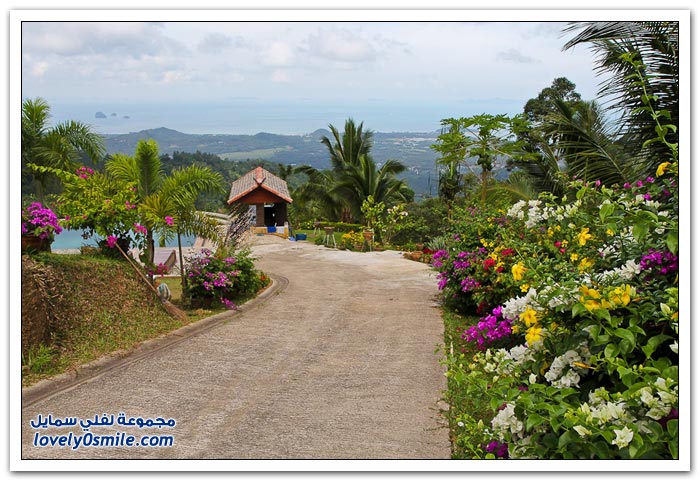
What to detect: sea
<box><xmin>48</xmin><ymin>98</ymin><xmax>524</xmax><ymax>136</ymax></box>
<box><xmin>52</xmin><ymin>229</ymin><xmax>196</xmax><ymax>251</ymax></box>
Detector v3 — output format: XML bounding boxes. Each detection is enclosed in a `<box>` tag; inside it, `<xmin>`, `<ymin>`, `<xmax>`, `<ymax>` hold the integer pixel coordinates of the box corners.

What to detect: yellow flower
<box><xmin>512</xmin><ymin>262</ymin><xmax>527</xmax><ymax>281</ymax></box>
<box><xmin>511</xmin><ymin>324</ymin><xmax>520</xmax><ymax>334</ymax></box>
<box><xmin>608</xmin><ymin>285</ymin><xmax>633</xmax><ymax>307</ymax></box>
<box><xmin>570</xmin><ymin>253</ymin><xmax>579</xmax><ymax>262</ymax></box>
<box><xmin>526</xmin><ymin>326</ymin><xmax>543</xmax><ymax>345</ymax></box>
<box><xmin>656</xmin><ymin>162</ymin><xmax>671</xmax><ymax>177</ymax></box>
<box><xmin>578</xmin><ymin>227</ymin><xmax>594</xmax><ymax>246</ymax></box>
<box><xmin>520</xmin><ymin>283</ymin><xmax>530</xmax><ymax>292</ymax></box>
<box><xmin>606</xmin><ymin>228</ymin><xmax>615</xmax><ymax>236</ymax></box>
<box><xmin>547</xmin><ymin>227</ymin><xmax>554</xmax><ymax>238</ymax></box>
<box><xmin>520</xmin><ymin>307</ymin><xmax>539</xmax><ymax>327</ymax></box>
<box><xmin>580</xmin><ymin>285</ymin><xmax>600</xmax><ymax>299</ymax></box>
<box><xmin>578</xmin><ymin>257</ymin><xmax>594</xmax><ymax>273</ymax></box>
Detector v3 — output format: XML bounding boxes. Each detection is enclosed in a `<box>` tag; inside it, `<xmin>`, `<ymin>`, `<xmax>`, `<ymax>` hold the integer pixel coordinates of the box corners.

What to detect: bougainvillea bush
<box><xmin>437</xmin><ymin>161</ymin><xmax>679</xmax><ymax>459</ymax></box>
<box><xmin>185</xmin><ymin>248</ymin><xmax>267</xmax><ymax>309</ymax></box>
<box><xmin>21</xmin><ymin>202</ymin><xmax>63</xmax><ymax>240</ymax></box>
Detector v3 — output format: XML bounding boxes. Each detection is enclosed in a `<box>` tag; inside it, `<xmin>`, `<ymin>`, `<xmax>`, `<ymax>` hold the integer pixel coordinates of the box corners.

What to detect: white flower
<box><xmin>612</xmin><ymin>426</ymin><xmax>634</xmax><ymax>448</ymax></box>
<box><xmin>457</xmin><ymin>421</ymin><xmax>464</xmax><ymax>427</ymax></box>
<box><xmin>670</xmin><ymin>340</ymin><xmax>679</xmax><ymax>354</ymax></box>
<box><xmin>491</xmin><ymin>403</ymin><xmax>524</xmax><ymax>440</ymax></box>
<box><xmin>529</xmin><ymin>373</ymin><xmax>538</xmax><ymax>384</ymax></box>
<box><xmin>507</xmin><ymin>344</ymin><xmax>534</xmax><ymax>366</ymax></box>
<box><xmin>573</xmin><ymin>425</ymin><xmax>592</xmax><ymax>437</ymax></box>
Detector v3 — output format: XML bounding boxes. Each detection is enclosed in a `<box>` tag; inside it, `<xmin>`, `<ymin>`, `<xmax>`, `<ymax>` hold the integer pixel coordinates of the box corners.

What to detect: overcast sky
<box><xmin>21</xmin><ymin>20</ymin><xmax>607</xmax><ymax>110</ymax></box>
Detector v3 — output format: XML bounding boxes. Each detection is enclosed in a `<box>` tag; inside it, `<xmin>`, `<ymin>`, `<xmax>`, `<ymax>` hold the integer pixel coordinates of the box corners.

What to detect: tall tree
<box><xmin>523</xmin><ymin>77</ymin><xmax>583</xmax><ymax>124</ymax></box>
<box><xmin>22</xmin><ymin>97</ymin><xmax>105</xmax><ymax>202</ymax></box>
<box><xmin>433</xmin><ymin>114</ymin><xmax>525</xmax><ymax>206</ymax></box>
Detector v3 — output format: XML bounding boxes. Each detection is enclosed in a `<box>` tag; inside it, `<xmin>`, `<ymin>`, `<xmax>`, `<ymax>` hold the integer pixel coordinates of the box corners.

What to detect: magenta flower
<box><xmin>133</xmin><ymin>223</ymin><xmax>147</xmax><ymax>235</ymax></box>
<box><xmin>106</xmin><ymin>235</ymin><xmax>118</xmax><ymax>248</ymax></box>
<box><xmin>164</xmin><ymin>216</ymin><xmax>174</xmax><ymax>226</ymax></box>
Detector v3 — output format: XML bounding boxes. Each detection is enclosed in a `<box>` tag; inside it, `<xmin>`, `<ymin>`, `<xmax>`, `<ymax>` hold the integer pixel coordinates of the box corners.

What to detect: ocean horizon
<box><xmin>46</xmin><ymin>98</ymin><xmax>525</xmax><ymax>136</ymax></box>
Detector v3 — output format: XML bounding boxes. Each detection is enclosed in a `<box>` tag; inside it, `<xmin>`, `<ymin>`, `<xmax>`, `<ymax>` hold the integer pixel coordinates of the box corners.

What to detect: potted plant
<box><xmin>21</xmin><ymin>202</ymin><xmax>63</xmax><ymax>253</ymax></box>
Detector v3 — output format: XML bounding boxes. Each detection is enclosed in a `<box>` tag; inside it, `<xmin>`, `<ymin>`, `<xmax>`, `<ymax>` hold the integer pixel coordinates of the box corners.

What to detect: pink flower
<box><xmin>106</xmin><ymin>235</ymin><xmax>118</xmax><ymax>248</ymax></box>
<box><xmin>133</xmin><ymin>223</ymin><xmax>147</xmax><ymax>235</ymax></box>
<box><xmin>164</xmin><ymin>216</ymin><xmax>174</xmax><ymax>226</ymax></box>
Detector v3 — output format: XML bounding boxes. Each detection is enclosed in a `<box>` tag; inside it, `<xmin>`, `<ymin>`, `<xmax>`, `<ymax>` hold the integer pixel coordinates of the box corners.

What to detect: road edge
<box><xmin>21</xmin><ymin>272</ymin><xmax>288</xmax><ymax>409</ymax></box>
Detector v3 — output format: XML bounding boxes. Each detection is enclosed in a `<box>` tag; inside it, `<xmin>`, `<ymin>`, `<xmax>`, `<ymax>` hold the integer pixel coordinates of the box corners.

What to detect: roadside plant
<box><xmin>439</xmin><ymin>158</ymin><xmax>679</xmax><ymax>459</ymax></box>
<box><xmin>184</xmin><ymin>248</ymin><xmax>266</xmax><ymax>309</ymax></box>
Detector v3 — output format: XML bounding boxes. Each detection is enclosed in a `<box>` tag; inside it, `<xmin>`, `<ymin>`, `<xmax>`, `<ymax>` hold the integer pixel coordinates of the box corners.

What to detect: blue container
<box><xmin>296</xmin><ymin>233</ymin><xmax>307</xmax><ymax>241</ymax></box>
<box><xmin>267</xmin><ymin>226</ymin><xmax>276</xmax><ymax>233</ymax></box>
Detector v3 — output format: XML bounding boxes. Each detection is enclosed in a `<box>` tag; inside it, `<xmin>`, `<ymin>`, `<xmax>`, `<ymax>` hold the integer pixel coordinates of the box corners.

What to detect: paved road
<box><xmin>21</xmin><ymin>239</ymin><xmax>450</xmax><ymax>460</ymax></box>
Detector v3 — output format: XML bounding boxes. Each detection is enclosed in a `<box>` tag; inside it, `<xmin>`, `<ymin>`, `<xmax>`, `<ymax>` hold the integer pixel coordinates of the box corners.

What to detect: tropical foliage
<box><xmin>105</xmin><ymin>139</ymin><xmax>225</xmax><ymax>270</ymax></box>
<box><xmin>294</xmin><ymin>118</ymin><xmax>413</xmax><ymax>224</ymax></box>
<box><xmin>22</xmin><ymin>97</ymin><xmax>105</xmax><ymax>202</ymax></box>
<box><xmin>563</xmin><ymin>21</ymin><xmax>679</xmax><ymax>175</ymax></box>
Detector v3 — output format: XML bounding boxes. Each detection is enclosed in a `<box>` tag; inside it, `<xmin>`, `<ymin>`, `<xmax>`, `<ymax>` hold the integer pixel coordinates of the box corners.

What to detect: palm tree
<box><xmin>544</xmin><ymin>99</ymin><xmax>628</xmax><ymax>186</ymax></box>
<box><xmin>22</xmin><ymin>97</ymin><xmax>105</xmax><ymax>202</ymax></box>
<box><xmin>295</xmin><ymin>119</ymin><xmax>412</xmax><ymax>224</ymax></box>
<box><xmin>333</xmin><ymin>156</ymin><xmax>413</xmax><ymax>222</ymax></box>
<box><xmin>562</xmin><ymin>21</ymin><xmax>679</xmax><ymax>174</ymax></box>
<box><xmin>107</xmin><ymin>139</ymin><xmax>224</xmax><ymax>275</ymax></box>
<box><xmin>320</xmin><ymin>118</ymin><xmax>373</xmax><ymax>172</ymax></box>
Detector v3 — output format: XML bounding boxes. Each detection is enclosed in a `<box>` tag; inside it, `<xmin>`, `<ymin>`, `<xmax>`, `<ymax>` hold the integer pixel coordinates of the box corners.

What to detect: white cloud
<box><xmin>262</xmin><ymin>41</ymin><xmax>296</xmax><ymax>67</ymax></box>
<box><xmin>306</xmin><ymin>28</ymin><xmax>377</xmax><ymax>63</ymax></box>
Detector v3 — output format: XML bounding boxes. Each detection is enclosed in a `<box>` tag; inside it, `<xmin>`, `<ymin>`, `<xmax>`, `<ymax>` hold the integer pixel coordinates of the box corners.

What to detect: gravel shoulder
<box><xmin>20</xmin><ymin>237</ymin><xmax>450</xmax><ymax>460</ymax></box>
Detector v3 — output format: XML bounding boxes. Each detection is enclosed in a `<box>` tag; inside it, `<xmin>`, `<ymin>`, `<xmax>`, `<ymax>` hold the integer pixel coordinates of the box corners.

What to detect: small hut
<box><xmin>227</xmin><ymin>166</ymin><xmax>293</xmax><ymax>237</ymax></box>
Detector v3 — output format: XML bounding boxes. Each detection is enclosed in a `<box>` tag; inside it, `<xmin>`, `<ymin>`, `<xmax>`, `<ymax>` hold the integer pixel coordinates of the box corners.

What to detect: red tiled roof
<box><xmin>227</xmin><ymin>166</ymin><xmax>292</xmax><ymax>204</ymax></box>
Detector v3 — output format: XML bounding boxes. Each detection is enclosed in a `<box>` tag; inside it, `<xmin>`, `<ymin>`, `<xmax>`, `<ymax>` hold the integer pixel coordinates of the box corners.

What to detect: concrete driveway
<box><xmin>20</xmin><ymin>237</ymin><xmax>450</xmax><ymax>460</ymax></box>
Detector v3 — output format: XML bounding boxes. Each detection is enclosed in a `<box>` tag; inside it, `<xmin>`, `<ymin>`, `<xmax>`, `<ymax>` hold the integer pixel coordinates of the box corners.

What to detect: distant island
<box><xmin>94</xmin><ymin>111</ymin><xmax>107</xmax><ymax>119</ymax></box>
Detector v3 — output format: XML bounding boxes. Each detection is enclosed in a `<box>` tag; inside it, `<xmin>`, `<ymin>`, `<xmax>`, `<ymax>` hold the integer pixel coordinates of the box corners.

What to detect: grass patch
<box><xmin>440</xmin><ymin>308</ymin><xmax>494</xmax><ymax>458</ymax></box>
<box><xmin>20</xmin><ymin>254</ymin><xmax>248</xmax><ymax>386</ymax></box>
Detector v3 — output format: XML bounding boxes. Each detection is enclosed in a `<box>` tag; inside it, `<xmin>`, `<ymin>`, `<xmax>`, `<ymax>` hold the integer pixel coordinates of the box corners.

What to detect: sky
<box><xmin>20</xmin><ymin>18</ymin><xmax>612</xmax><ymax>133</ymax></box>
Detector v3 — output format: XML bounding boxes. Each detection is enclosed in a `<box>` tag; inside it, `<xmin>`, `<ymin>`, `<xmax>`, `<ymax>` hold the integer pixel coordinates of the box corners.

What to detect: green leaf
<box><xmin>642</xmin><ymin>334</ymin><xmax>673</xmax><ymax>359</ymax></box>
<box><xmin>572</xmin><ymin>303</ymin><xmax>587</xmax><ymax>319</ymax></box>
<box><xmin>594</xmin><ymin>308</ymin><xmax>612</xmax><ymax>323</ymax></box>
<box><xmin>632</xmin><ymin>223</ymin><xmax>649</xmax><ymax>242</ymax></box>
<box><xmin>666</xmin><ymin>231</ymin><xmax>678</xmax><ymax>254</ymax></box>
<box><xmin>605</xmin><ymin>343</ymin><xmax>619</xmax><ymax>359</ymax></box>
<box><xmin>527</xmin><ymin>413</ymin><xmax>545</xmax><ymax>431</ymax></box>
<box><xmin>557</xmin><ymin>429</ymin><xmax>578</xmax><ymax>450</ymax></box>
<box><xmin>614</xmin><ymin>328</ymin><xmax>636</xmax><ymax>347</ymax></box>
<box><xmin>667</xmin><ymin>419</ymin><xmax>678</xmax><ymax>438</ymax></box>
<box><xmin>599</xmin><ymin>203</ymin><xmax>615</xmax><ymax>222</ymax></box>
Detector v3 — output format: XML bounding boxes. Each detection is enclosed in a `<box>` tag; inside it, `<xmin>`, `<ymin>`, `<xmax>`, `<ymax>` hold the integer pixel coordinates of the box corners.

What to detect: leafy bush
<box><xmin>438</xmin><ymin>161</ymin><xmax>679</xmax><ymax>459</ymax></box>
<box><xmin>185</xmin><ymin>248</ymin><xmax>266</xmax><ymax>309</ymax></box>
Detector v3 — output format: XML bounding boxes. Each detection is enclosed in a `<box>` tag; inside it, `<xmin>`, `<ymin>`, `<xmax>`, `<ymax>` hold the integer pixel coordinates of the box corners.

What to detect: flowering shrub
<box><xmin>55</xmin><ymin>168</ymin><xmax>142</xmax><ymax>250</ymax></box>
<box><xmin>439</xmin><ymin>161</ymin><xmax>680</xmax><ymax>459</ymax></box>
<box><xmin>21</xmin><ymin>202</ymin><xmax>63</xmax><ymax>240</ymax></box>
<box><xmin>185</xmin><ymin>248</ymin><xmax>266</xmax><ymax>309</ymax></box>
<box><xmin>340</xmin><ymin>231</ymin><xmax>364</xmax><ymax>250</ymax></box>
